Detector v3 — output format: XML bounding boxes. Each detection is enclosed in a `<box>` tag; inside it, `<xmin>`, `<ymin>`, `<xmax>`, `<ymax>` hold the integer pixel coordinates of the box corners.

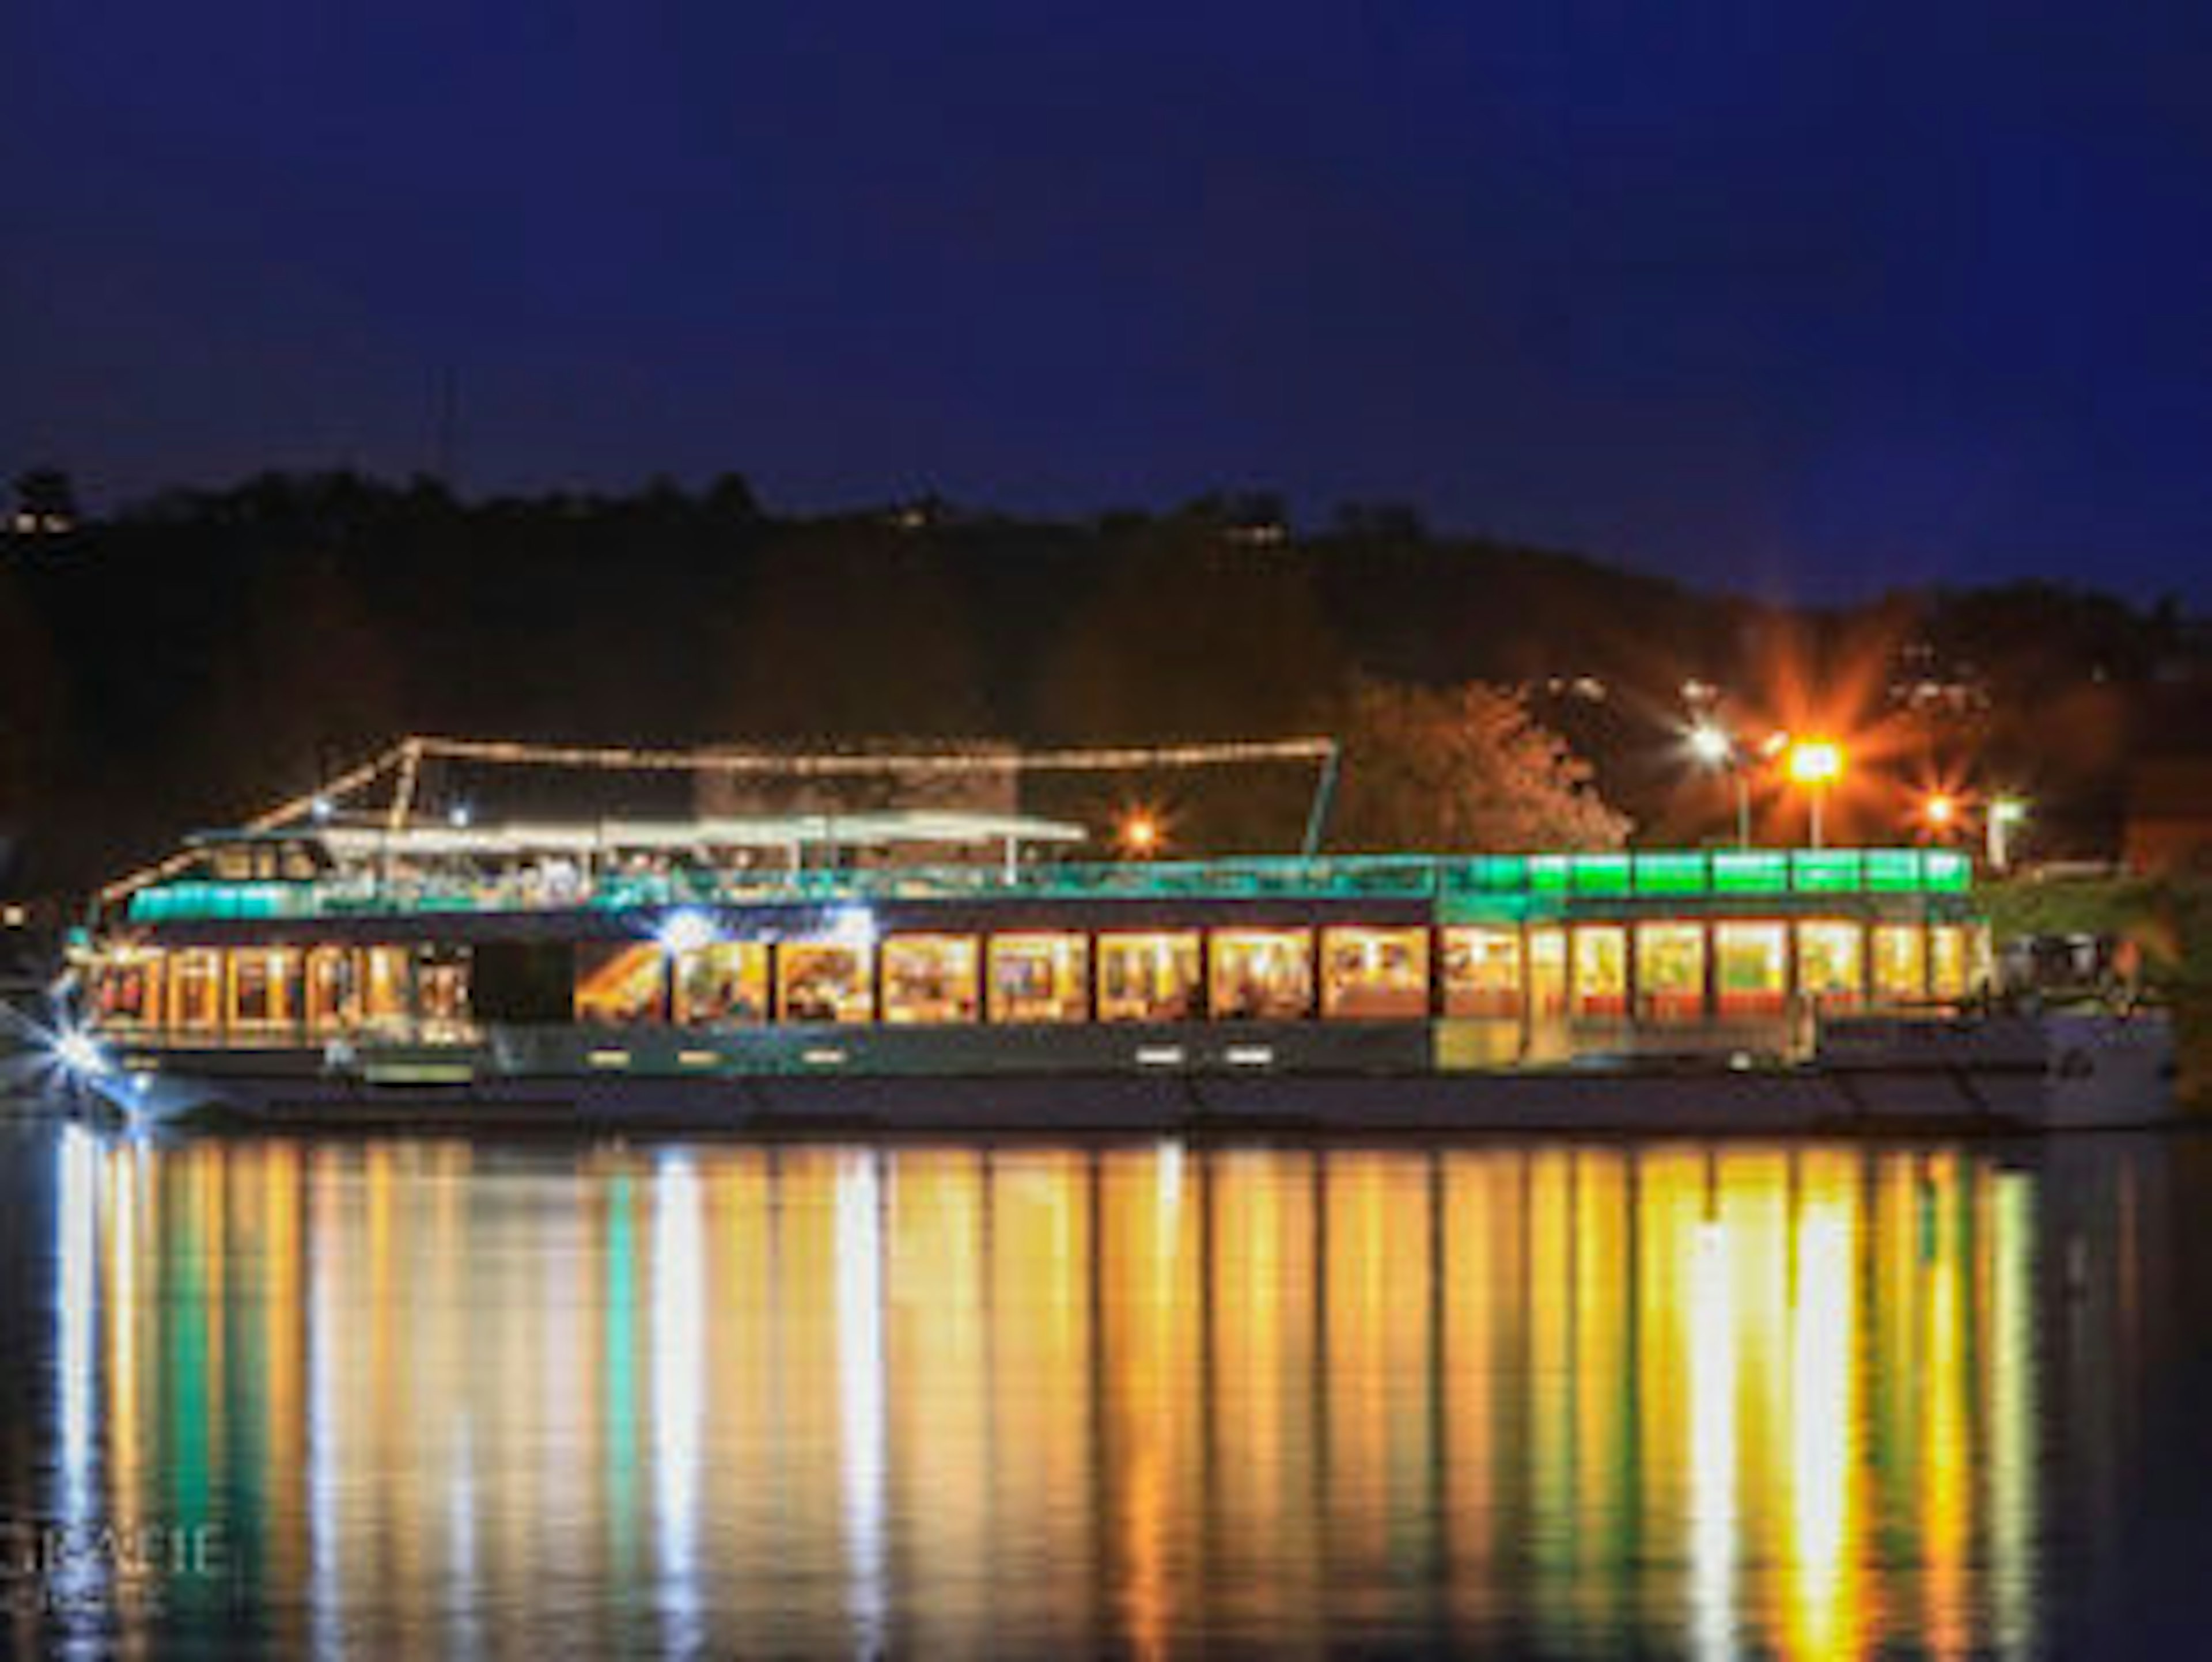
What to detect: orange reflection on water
<box><xmin>44</xmin><ymin>1131</ymin><xmax>2075</xmax><ymax>1656</ymax></box>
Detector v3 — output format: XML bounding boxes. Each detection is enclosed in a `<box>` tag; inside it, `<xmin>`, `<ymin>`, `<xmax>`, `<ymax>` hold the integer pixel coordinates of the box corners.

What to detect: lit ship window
<box><xmin>1872</xmin><ymin>924</ymin><xmax>1927</xmax><ymax>1005</ymax></box>
<box><xmin>1635</xmin><ymin>922</ymin><xmax>1705</xmax><ymax>1024</ymax></box>
<box><xmin>1715</xmin><ymin>923</ymin><xmax>1787</xmax><ymax>1019</ymax></box>
<box><xmin>987</xmin><ymin>934</ymin><xmax>1088</xmax><ymax>1023</ymax></box>
<box><xmin>1096</xmin><ymin>932</ymin><xmax>1201</xmax><ymax>1022</ymax></box>
<box><xmin>1320</xmin><ymin>927</ymin><xmax>1428</xmax><ymax>1019</ymax></box>
<box><xmin>1570</xmin><ymin>925</ymin><xmax>1627</xmax><ymax>1020</ymax></box>
<box><xmin>1797</xmin><ymin>920</ymin><xmax>1865</xmax><ymax>1011</ymax></box>
<box><xmin>1442</xmin><ymin>927</ymin><xmax>1520</xmax><ymax>1019</ymax></box>
<box><xmin>575</xmin><ymin>943</ymin><xmax>666</xmax><ymax>1025</ymax></box>
<box><xmin>1210</xmin><ymin>928</ymin><xmax>1313</xmax><ymax>1020</ymax></box>
<box><xmin>882</xmin><ymin>935</ymin><xmax>980</xmax><ymax>1024</ymax></box>
<box><xmin>674</xmin><ymin>942</ymin><xmax>770</xmax><ymax>1026</ymax></box>
<box><xmin>779</xmin><ymin>941</ymin><xmax>875</xmax><ymax>1024</ymax></box>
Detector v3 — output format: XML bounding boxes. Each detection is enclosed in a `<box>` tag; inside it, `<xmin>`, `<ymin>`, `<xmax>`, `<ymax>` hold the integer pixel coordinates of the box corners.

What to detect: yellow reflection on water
<box><xmin>46</xmin><ymin>1130</ymin><xmax>2074</xmax><ymax>1656</ymax></box>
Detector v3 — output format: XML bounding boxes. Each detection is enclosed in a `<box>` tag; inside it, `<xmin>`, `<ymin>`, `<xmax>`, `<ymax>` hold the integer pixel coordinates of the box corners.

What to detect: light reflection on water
<box><xmin>0</xmin><ymin>1125</ymin><xmax>2187</xmax><ymax>1657</ymax></box>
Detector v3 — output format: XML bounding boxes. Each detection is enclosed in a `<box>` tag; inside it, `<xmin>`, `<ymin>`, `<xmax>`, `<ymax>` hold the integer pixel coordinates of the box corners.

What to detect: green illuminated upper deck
<box><xmin>123</xmin><ymin>845</ymin><xmax>1974</xmax><ymax>927</ymax></box>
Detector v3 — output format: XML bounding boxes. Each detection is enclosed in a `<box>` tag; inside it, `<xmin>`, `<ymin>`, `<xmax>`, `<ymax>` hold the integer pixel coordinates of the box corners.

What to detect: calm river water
<box><xmin>1</xmin><ymin>1119</ymin><xmax>2208</xmax><ymax>1658</ymax></box>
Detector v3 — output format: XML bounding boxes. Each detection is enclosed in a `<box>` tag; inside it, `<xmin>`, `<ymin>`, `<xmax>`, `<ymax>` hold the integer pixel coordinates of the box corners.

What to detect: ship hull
<box><xmin>84</xmin><ymin>1012</ymin><xmax>2175</xmax><ymax>1136</ymax></box>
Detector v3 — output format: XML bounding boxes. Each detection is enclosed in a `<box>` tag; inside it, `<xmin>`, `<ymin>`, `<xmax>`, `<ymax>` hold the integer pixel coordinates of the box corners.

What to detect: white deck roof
<box><xmin>260</xmin><ymin>810</ymin><xmax>1088</xmax><ymax>862</ymax></box>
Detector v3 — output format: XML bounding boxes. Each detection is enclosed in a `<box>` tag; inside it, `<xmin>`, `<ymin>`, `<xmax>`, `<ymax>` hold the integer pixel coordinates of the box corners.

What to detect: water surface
<box><xmin>1</xmin><ymin>1120</ymin><xmax>2207</xmax><ymax>1657</ymax></box>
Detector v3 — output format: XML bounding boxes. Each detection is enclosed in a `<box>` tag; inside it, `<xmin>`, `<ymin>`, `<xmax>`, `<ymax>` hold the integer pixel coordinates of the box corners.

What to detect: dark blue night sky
<box><xmin>6</xmin><ymin>1</ymin><xmax>2209</xmax><ymax>600</ymax></box>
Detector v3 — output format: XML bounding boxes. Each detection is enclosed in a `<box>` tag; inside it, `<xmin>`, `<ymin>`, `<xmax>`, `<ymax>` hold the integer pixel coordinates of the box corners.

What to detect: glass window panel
<box><xmin>1320</xmin><ymin>926</ymin><xmax>1429</xmax><ymax>1019</ymax></box>
<box><xmin>1930</xmin><ymin>925</ymin><xmax>1969</xmax><ymax>1000</ymax></box>
<box><xmin>675</xmin><ymin>942</ymin><xmax>770</xmax><ymax>1026</ymax></box>
<box><xmin>1715</xmin><ymin>922</ymin><xmax>1788</xmax><ymax>1018</ymax></box>
<box><xmin>575</xmin><ymin>942</ymin><xmax>667</xmax><ymax>1026</ymax></box>
<box><xmin>362</xmin><ymin>948</ymin><xmax>408</xmax><ymax>1020</ymax></box>
<box><xmin>1096</xmin><ymin>932</ymin><xmax>1202</xmax><ymax>1022</ymax></box>
<box><xmin>228</xmin><ymin>947</ymin><xmax>299</xmax><ymax>1028</ymax></box>
<box><xmin>169</xmin><ymin>950</ymin><xmax>222</xmax><ymax>1031</ymax></box>
<box><xmin>1442</xmin><ymin>927</ymin><xmax>1522</xmax><ymax>1019</ymax></box>
<box><xmin>988</xmin><ymin>934</ymin><xmax>1089</xmax><ymax>1023</ymax></box>
<box><xmin>1528</xmin><ymin>928</ymin><xmax>1568</xmax><ymax>1019</ymax></box>
<box><xmin>169</xmin><ymin>950</ymin><xmax>220</xmax><ymax>1031</ymax></box>
<box><xmin>1796</xmin><ymin>920</ymin><xmax>1864</xmax><ymax>1008</ymax></box>
<box><xmin>1210</xmin><ymin>928</ymin><xmax>1313</xmax><ymax>1020</ymax></box>
<box><xmin>229</xmin><ymin>951</ymin><xmax>268</xmax><ymax>1026</ymax></box>
<box><xmin>1571</xmin><ymin>925</ymin><xmax>1628</xmax><ymax>1019</ymax></box>
<box><xmin>94</xmin><ymin>953</ymin><xmax>164</xmax><ymax>1028</ymax></box>
<box><xmin>360</xmin><ymin>947</ymin><xmax>411</xmax><ymax>1030</ymax></box>
<box><xmin>416</xmin><ymin>950</ymin><xmax>470</xmax><ymax>1040</ymax></box>
<box><xmin>305</xmin><ymin>946</ymin><xmax>353</xmax><ymax>1031</ymax></box>
<box><xmin>1872</xmin><ymin>924</ymin><xmax>1927</xmax><ymax>1004</ymax></box>
<box><xmin>1635</xmin><ymin>921</ymin><xmax>1706</xmax><ymax>1023</ymax></box>
<box><xmin>778</xmin><ymin>941</ymin><xmax>875</xmax><ymax>1023</ymax></box>
<box><xmin>882</xmin><ymin>935</ymin><xmax>980</xmax><ymax>1024</ymax></box>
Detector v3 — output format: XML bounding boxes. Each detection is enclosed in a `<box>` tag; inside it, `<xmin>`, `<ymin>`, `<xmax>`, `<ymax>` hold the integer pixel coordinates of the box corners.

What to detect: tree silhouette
<box><xmin>1330</xmin><ymin>678</ymin><xmax>1628</xmax><ymax>853</ymax></box>
<box><xmin>726</xmin><ymin>525</ymin><xmax>989</xmax><ymax>740</ymax></box>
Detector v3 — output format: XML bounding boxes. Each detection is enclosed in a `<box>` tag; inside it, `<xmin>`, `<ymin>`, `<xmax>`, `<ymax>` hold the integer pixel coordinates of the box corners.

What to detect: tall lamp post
<box><xmin>1687</xmin><ymin>723</ymin><xmax>1753</xmax><ymax>849</ymax></box>
<box><xmin>1987</xmin><ymin>796</ymin><xmax>2027</xmax><ymax>872</ymax></box>
<box><xmin>1784</xmin><ymin>739</ymin><xmax>1844</xmax><ymax>849</ymax></box>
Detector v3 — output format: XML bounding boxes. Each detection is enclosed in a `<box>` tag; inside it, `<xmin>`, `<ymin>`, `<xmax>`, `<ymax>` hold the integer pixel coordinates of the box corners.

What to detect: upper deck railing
<box><xmin>120</xmin><ymin>846</ymin><xmax>1974</xmax><ymax>925</ymax></box>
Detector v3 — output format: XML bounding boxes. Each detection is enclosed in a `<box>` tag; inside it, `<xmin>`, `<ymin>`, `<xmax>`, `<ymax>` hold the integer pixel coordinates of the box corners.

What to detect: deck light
<box><xmin>656</xmin><ymin>909</ymin><xmax>719</xmax><ymax>957</ymax></box>
<box><xmin>1118</xmin><ymin>811</ymin><xmax>1163</xmax><ymax>859</ymax></box>
<box><xmin>51</xmin><ymin>1027</ymin><xmax>108</xmax><ymax>1080</ymax></box>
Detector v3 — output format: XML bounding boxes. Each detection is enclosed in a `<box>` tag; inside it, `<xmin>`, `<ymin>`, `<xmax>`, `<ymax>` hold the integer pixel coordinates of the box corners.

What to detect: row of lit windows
<box><xmin>92</xmin><ymin>919</ymin><xmax>1982</xmax><ymax>1034</ymax></box>
<box><xmin>604</xmin><ymin>920</ymin><xmax>1976</xmax><ymax>1027</ymax></box>
<box><xmin>574</xmin><ymin>926</ymin><xmax>1437</xmax><ymax>1026</ymax></box>
<box><xmin>92</xmin><ymin>944</ymin><xmax>468</xmax><ymax>1035</ymax></box>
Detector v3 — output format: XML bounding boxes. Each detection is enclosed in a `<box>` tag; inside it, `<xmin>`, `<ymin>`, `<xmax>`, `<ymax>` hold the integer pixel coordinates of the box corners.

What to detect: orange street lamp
<box><xmin>1118</xmin><ymin>810</ymin><xmax>1163</xmax><ymax>859</ymax></box>
<box><xmin>1784</xmin><ymin>738</ymin><xmax>1844</xmax><ymax>848</ymax></box>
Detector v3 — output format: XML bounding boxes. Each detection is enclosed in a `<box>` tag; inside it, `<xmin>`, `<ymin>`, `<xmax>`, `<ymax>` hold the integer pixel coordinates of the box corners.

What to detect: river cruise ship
<box><xmin>63</xmin><ymin>798</ymin><xmax>2150</xmax><ymax>1132</ymax></box>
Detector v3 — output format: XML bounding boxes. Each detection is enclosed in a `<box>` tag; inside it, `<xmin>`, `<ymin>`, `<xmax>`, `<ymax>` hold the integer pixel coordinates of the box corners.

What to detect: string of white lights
<box><xmin>96</xmin><ymin>733</ymin><xmax>1339</xmax><ymax>905</ymax></box>
<box><xmin>97</xmin><ymin>741</ymin><xmax>414</xmax><ymax>904</ymax></box>
<box><xmin>407</xmin><ymin>735</ymin><xmax>1336</xmax><ymax>776</ymax></box>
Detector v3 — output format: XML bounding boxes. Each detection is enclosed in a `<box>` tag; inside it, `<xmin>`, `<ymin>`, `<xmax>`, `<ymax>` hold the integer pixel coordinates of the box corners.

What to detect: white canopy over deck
<box><xmin>194</xmin><ymin>809</ymin><xmax>1089</xmax><ymax>869</ymax></box>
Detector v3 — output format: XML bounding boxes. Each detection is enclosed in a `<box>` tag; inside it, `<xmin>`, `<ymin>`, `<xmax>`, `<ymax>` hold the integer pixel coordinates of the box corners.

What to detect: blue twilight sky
<box><xmin>4</xmin><ymin>1</ymin><xmax>2209</xmax><ymax>602</ymax></box>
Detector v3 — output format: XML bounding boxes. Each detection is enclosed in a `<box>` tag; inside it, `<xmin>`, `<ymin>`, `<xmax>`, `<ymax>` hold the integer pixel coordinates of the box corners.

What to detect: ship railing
<box><xmin>118</xmin><ymin>846</ymin><xmax>1976</xmax><ymax>924</ymax></box>
<box><xmin>124</xmin><ymin>854</ymin><xmax>1457</xmax><ymax>921</ymax></box>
